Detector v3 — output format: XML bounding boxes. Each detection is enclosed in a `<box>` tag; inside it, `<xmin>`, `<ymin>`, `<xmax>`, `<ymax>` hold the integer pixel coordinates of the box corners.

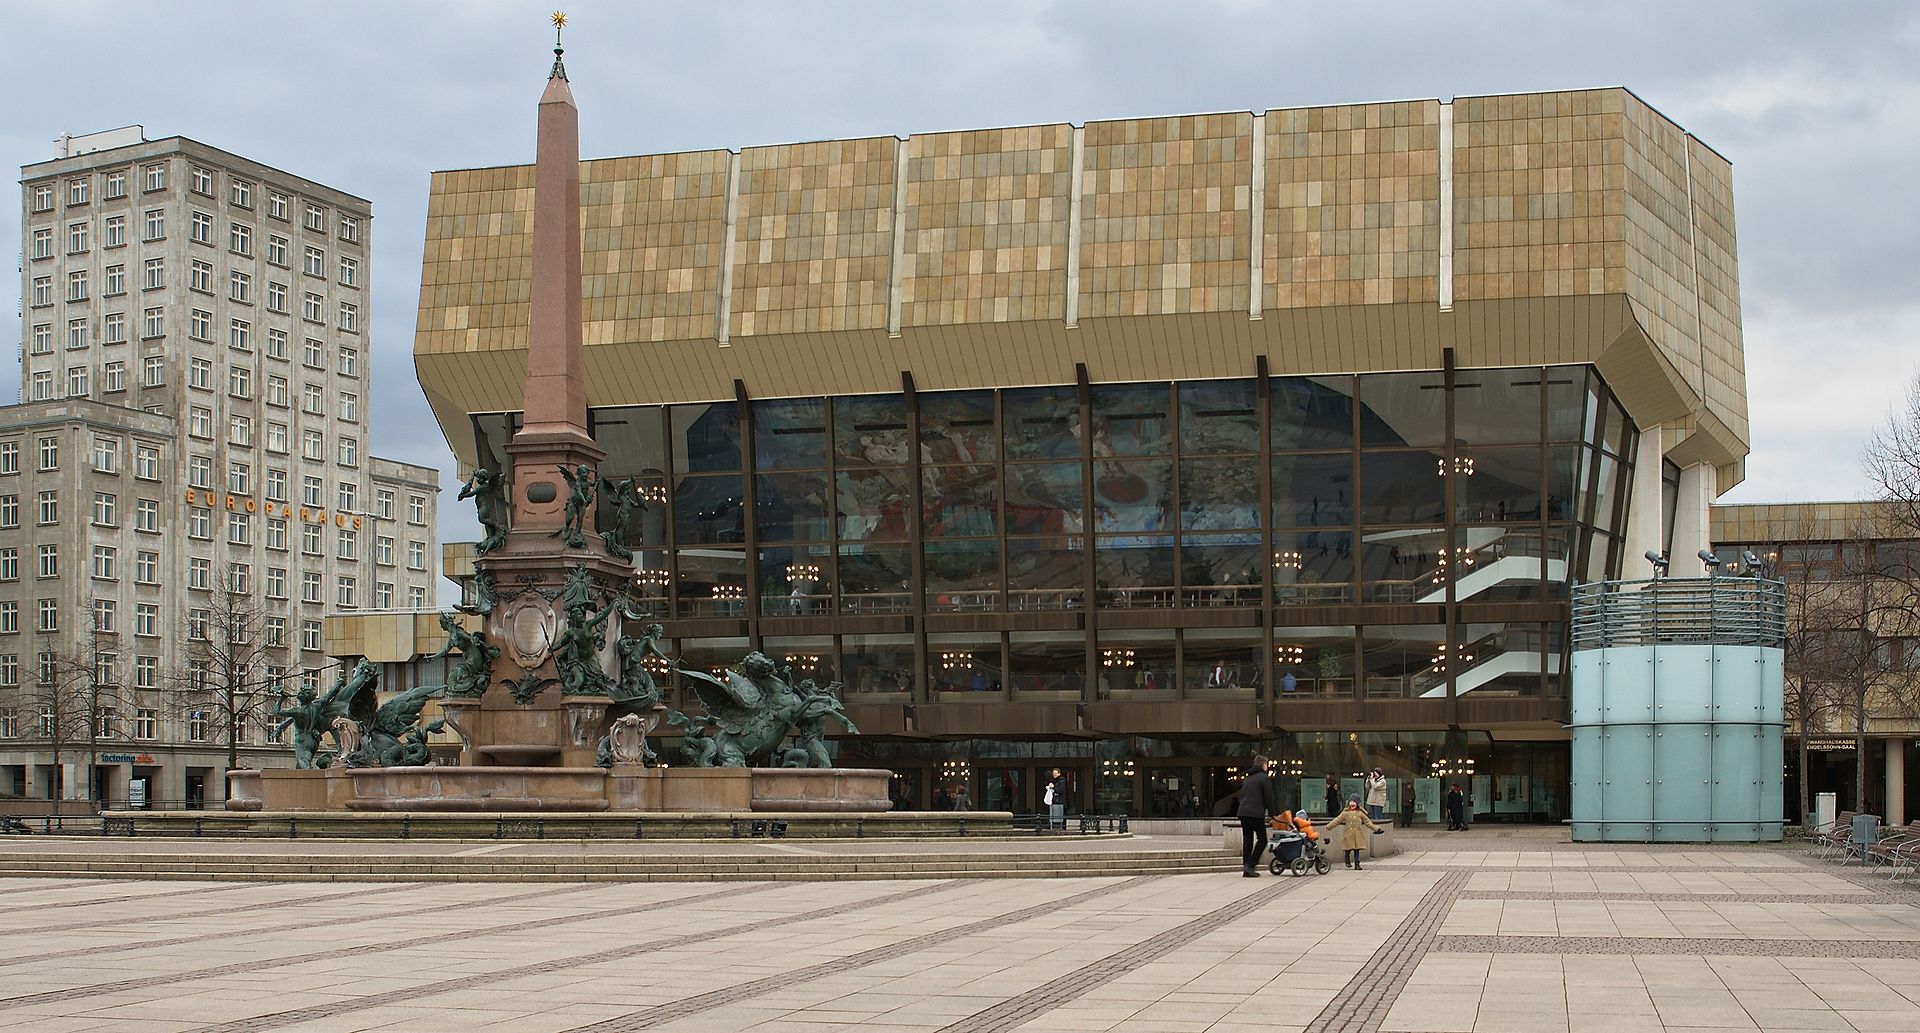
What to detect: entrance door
<box><xmin>980</xmin><ymin>767</ymin><xmax>1026</xmax><ymax>813</ymax></box>
<box><xmin>184</xmin><ymin>773</ymin><xmax>206</xmax><ymax>809</ymax></box>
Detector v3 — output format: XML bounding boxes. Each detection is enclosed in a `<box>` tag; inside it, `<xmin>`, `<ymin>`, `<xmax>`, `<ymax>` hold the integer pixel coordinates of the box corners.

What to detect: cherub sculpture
<box><xmin>552</xmin><ymin>464</ymin><xmax>595</xmax><ymax>549</ymax></box>
<box><xmin>458</xmin><ymin>468</ymin><xmax>509</xmax><ymax>554</ymax></box>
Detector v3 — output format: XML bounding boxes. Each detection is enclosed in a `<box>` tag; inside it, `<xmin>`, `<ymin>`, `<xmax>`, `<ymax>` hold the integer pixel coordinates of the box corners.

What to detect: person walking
<box><xmin>1237</xmin><ymin>755</ymin><xmax>1279</xmax><ymax>877</ymax></box>
<box><xmin>1323</xmin><ymin>774</ymin><xmax>1341</xmax><ymax>818</ymax></box>
<box><xmin>1445</xmin><ymin>783</ymin><xmax>1467</xmax><ymax>831</ymax></box>
<box><xmin>1324</xmin><ymin>798</ymin><xmax>1383</xmax><ymax>869</ymax></box>
<box><xmin>1043</xmin><ymin>768</ymin><xmax>1070</xmax><ymax>830</ymax></box>
<box><xmin>1364</xmin><ymin>769</ymin><xmax>1388</xmax><ymax>821</ymax></box>
<box><xmin>1399</xmin><ymin>780</ymin><xmax>1416</xmax><ymax>828</ymax></box>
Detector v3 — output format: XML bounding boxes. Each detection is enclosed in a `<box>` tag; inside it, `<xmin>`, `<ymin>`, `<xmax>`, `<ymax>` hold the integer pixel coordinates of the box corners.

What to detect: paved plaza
<box><xmin>2</xmin><ymin>831</ymin><xmax>1917</xmax><ymax>1033</ymax></box>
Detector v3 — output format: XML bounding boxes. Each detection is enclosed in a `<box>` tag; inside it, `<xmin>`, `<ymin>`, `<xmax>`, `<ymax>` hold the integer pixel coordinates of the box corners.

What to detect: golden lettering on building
<box><xmin>177</xmin><ymin>494</ymin><xmax>348</xmax><ymax>525</ymax></box>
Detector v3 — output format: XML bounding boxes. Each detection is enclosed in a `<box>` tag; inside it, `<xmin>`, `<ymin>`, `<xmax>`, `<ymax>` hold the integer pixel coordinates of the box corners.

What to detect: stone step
<box><xmin>0</xmin><ymin>857</ymin><xmax>1231</xmax><ymax>876</ymax></box>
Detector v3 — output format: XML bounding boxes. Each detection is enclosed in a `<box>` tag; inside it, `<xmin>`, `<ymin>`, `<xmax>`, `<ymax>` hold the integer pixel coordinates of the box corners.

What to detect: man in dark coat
<box><xmin>1237</xmin><ymin>756</ymin><xmax>1279</xmax><ymax>877</ymax></box>
<box><xmin>1446</xmin><ymin>783</ymin><xmax>1468</xmax><ymax>831</ymax></box>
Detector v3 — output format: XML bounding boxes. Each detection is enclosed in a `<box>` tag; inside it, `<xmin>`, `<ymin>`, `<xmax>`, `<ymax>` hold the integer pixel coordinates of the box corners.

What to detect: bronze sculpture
<box><xmin>673</xmin><ymin>652</ymin><xmax>853</xmax><ymax>768</ymax></box>
<box><xmin>552</xmin><ymin>463</ymin><xmax>595</xmax><ymax>548</ymax></box>
<box><xmin>599</xmin><ymin>474</ymin><xmax>648</xmax><ymax>560</ymax></box>
<box><xmin>458</xmin><ymin>468</ymin><xmax>510</xmax><ymax>554</ymax></box>
<box><xmin>552</xmin><ymin>596</ymin><xmax>619</xmax><ymax>696</ymax></box>
<box><xmin>429</xmin><ymin>613</ymin><xmax>501</xmax><ymax>699</ymax></box>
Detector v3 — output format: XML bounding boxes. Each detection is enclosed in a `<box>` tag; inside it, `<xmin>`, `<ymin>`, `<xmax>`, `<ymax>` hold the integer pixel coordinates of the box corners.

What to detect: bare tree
<box><xmin>173</xmin><ymin>564</ymin><xmax>294</xmax><ymax>774</ymax></box>
<box><xmin>20</xmin><ymin>606</ymin><xmax>130</xmax><ymax>806</ymax></box>
<box><xmin>1865</xmin><ymin>369</ymin><xmax>1920</xmax><ymax>537</ymax></box>
<box><xmin>1779</xmin><ymin>540</ymin><xmax>1854</xmax><ymax>821</ymax></box>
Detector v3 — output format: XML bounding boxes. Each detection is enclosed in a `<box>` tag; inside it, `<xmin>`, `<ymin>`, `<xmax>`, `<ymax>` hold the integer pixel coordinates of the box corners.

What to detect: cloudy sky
<box><xmin>4</xmin><ymin>0</ymin><xmax>1917</xmax><ymax>554</ymax></box>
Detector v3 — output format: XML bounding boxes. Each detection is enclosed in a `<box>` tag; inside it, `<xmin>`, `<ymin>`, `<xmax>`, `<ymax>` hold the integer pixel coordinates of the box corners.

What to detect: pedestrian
<box><xmin>1323</xmin><ymin>774</ymin><xmax>1341</xmax><ymax>818</ymax></box>
<box><xmin>1365</xmin><ymin>769</ymin><xmax>1388</xmax><ymax>821</ymax></box>
<box><xmin>1043</xmin><ymin>768</ymin><xmax>1069</xmax><ymax>830</ymax></box>
<box><xmin>1399</xmin><ymin>780</ymin><xmax>1415</xmax><ymax>828</ymax></box>
<box><xmin>1324</xmin><ymin>798</ymin><xmax>1383</xmax><ymax>869</ymax></box>
<box><xmin>952</xmin><ymin>785</ymin><xmax>970</xmax><ymax>812</ymax></box>
<box><xmin>1237</xmin><ymin>755</ymin><xmax>1279</xmax><ymax>877</ymax></box>
<box><xmin>1446</xmin><ymin>783</ymin><xmax>1467</xmax><ymax>831</ymax></box>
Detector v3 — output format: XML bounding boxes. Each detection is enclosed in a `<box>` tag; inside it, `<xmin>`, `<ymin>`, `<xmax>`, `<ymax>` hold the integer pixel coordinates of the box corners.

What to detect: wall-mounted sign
<box><xmin>183</xmin><ymin>490</ymin><xmax>362</xmax><ymax>529</ymax></box>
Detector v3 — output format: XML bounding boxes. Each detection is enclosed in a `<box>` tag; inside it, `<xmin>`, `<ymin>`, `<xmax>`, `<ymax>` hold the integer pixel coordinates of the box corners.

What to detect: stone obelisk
<box><xmin>453</xmin><ymin>15</ymin><xmax>633</xmax><ymax>769</ymax></box>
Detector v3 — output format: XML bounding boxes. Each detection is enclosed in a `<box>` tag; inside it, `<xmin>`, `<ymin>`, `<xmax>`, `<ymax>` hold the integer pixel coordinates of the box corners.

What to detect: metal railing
<box><xmin>1571</xmin><ymin>575</ymin><xmax>1786</xmax><ymax>650</ymax></box>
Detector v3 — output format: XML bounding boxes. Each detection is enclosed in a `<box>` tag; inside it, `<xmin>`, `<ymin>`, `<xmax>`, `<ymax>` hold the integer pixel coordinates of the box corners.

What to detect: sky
<box><xmin>4</xmin><ymin>0</ymin><xmax>1918</xmax><ymax>561</ymax></box>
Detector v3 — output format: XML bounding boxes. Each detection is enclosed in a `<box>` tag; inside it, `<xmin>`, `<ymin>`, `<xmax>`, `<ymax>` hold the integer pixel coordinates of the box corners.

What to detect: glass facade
<box><xmin>470</xmin><ymin>364</ymin><xmax>1638</xmax><ymax>820</ymax></box>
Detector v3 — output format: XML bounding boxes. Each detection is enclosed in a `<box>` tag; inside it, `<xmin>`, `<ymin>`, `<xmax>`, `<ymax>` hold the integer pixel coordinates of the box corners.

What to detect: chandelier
<box><xmin>938</xmin><ymin>651</ymin><xmax>971</xmax><ymax>671</ymax></box>
<box><xmin>1101</xmin><ymin>648</ymin><xmax>1136</xmax><ymax>668</ymax></box>
<box><xmin>1275</xmin><ymin>644</ymin><xmax>1305</xmax><ymax>665</ymax></box>
<box><xmin>1273</xmin><ymin>549</ymin><xmax>1301</xmax><ymax>570</ymax></box>
<box><xmin>785</xmin><ymin>563</ymin><xmax>821</xmax><ymax>583</ymax></box>
<box><xmin>1436</xmin><ymin>455</ymin><xmax>1475</xmax><ymax>477</ymax></box>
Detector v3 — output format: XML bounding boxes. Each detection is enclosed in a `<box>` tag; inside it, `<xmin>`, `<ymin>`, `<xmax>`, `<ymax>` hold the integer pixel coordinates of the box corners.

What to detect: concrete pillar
<box><xmin>1888</xmin><ymin>741</ymin><xmax>1906</xmax><ymax>827</ymax></box>
<box><xmin>1669</xmin><ymin>462</ymin><xmax>1716</xmax><ymax>567</ymax></box>
<box><xmin>1622</xmin><ymin>426</ymin><xmax>1665</xmax><ymax>571</ymax></box>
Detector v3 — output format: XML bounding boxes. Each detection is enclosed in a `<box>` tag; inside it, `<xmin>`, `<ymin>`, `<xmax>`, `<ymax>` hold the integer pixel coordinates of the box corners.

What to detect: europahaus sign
<box><xmin>182</xmin><ymin>490</ymin><xmax>364</xmax><ymax>529</ymax></box>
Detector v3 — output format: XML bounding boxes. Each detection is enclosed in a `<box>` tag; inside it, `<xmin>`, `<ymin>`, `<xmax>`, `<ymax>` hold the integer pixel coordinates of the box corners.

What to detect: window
<box><xmin>267</xmin><ymin>423</ymin><xmax>289</xmax><ymax>454</ymax></box>
<box><xmin>105</xmin><ymin>264</ymin><xmax>128</xmax><ymax>297</ymax></box>
<box><xmin>229</xmin><ymin>319</ymin><xmax>252</xmax><ymax>352</ymax></box>
<box><xmin>0</xmin><ymin>496</ymin><xmax>16</xmax><ymax>529</ymax></box>
<box><xmin>92</xmin><ymin>491</ymin><xmax>117</xmax><ymax>526</ymax></box>
<box><xmin>229</xmin><ymin>414</ymin><xmax>252</xmax><ymax>447</ymax></box>
<box><xmin>302</xmin><ymin>338</ymin><xmax>326</xmax><ymax>368</ymax></box>
<box><xmin>29</xmin><ymin>372</ymin><xmax>52</xmax><ymax>400</ymax></box>
<box><xmin>188</xmin><ymin>455</ymin><xmax>211</xmax><ymax>488</ymax></box>
<box><xmin>302</xmin><ymin>620</ymin><xmax>323</xmax><ymax>651</ymax></box>
<box><xmin>134</xmin><ymin>444</ymin><xmax>159</xmax><ymax>479</ymax></box>
<box><xmin>187</xmin><ymin>506</ymin><xmax>211</xmax><ymax>539</ymax></box>
<box><xmin>31</xmin><ymin>276</ymin><xmax>52</xmax><ymax>306</ymax></box>
<box><xmin>98</xmin><ymin>707</ymin><xmax>119</xmax><ymax>738</ymax></box>
<box><xmin>135</xmin><ymin>498</ymin><xmax>158</xmax><ymax>532</ymax></box>
<box><xmin>227</xmin><ymin>511</ymin><xmax>251</xmax><ymax>545</ymax></box>
<box><xmin>67</xmin><ymin>177</ymin><xmax>91</xmax><ymax>205</ymax></box>
<box><xmin>93</xmin><ymin>436</ymin><xmax>119</xmax><ymax>473</ymax></box>
<box><xmin>67</xmin><ymin>221</ymin><xmax>89</xmax><ymax>253</ymax></box>
<box><xmin>189</xmin><ymin>557</ymin><xmax>210</xmax><ymax>589</ymax></box>
<box><xmin>265</xmin><ymin>567</ymin><xmax>287</xmax><ymax>598</ymax></box>
<box><xmin>189</xmin><ymin>259</ymin><xmax>212</xmax><ymax>292</ymax></box>
<box><xmin>32</xmin><ymin>183</ymin><xmax>54</xmax><ymax>211</ymax></box>
<box><xmin>268</xmin><ymin>192</ymin><xmax>288</xmax><ymax>220</ymax></box>
<box><xmin>230</xmin><ymin>179</ymin><xmax>253</xmax><ymax>208</ymax></box>
<box><xmin>38</xmin><ymin>544</ymin><xmax>58</xmax><ymax>578</ymax></box>
<box><xmin>0</xmin><ymin>603</ymin><xmax>15</xmax><ymax>633</ymax></box>
<box><xmin>0</xmin><ymin>549</ymin><xmax>14</xmax><ymax>580</ymax></box>
<box><xmin>30</xmin><ymin>227</ymin><xmax>53</xmax><ymax>258</ymax></box>
<box><xmin>376</xmin><ymin>536</ymin><xmax>395</xmax><ymax>565</ymax></box>
<box><xmin>266</xmin><ymin>280</ymin><xmax>287</xmax><ymax>312</ymax></box>
<box><xmin>37</xmin><ymin>491</ymin><xmax>57</xmax><ymax>524</ymax></box>
<box><xmin>266</xmin><ymin>375</ymin><xmax>288</xmax><ymax>406</ymax></box>
<box><xmin>303</xmin><ymin>245</ymin><xmax>325</xmax><ymax>276</ymax></box>
<box><xmin>30</xmin><ymin>324</ymin><xmax>51</xmax><ymax>354</ymax></box>
<box><xmin>0</xmin><ymin>657</ymin><xmax>16</xmax><ymax>688</ymax></box>
<box><xmin>188</xmin><ymin>609</ymin><xmax>207</xmax><ymax>641</ymax></box>
<box><xmin>302</xmin><ymin>384</ymin><xmax>324</xmax><ymax>414</ymax></box>
<box><xmin>261</xmin><ymin>468</ymin><xmax>286</xmax><ymax>501</ymax></box>
<box><xmin>266</xmin><ymin>516</ymin><xmax>288</xmax><ymax>551</ymax></box>
<box><xmin>103</xmin><ymin>359</ymin><xmax>126</xmax><ymax>392</ymax></box>
<box><xmin>104</xmin><ymin>312</ymin><xmax>127</xmax><ymax>344</ymax></box>
<box><xmin>228</xmin><ymin>563</ymin><xmax>250</xmax><ymax>594</ymax></box>
<box><xmin>135</xmin><ymin>707</ymin><xmax>157</xmax><ymax>738</ymax></box>
<box><xmin>304</xmin><ymin>203</ymin><xmax>325</xmax><ymax>231</ymax></box>
<box><xmin>407</xmin><ymin>494</ymin><xmax>426</xmax><ymax>524</ymax></box>
<box><xmin>67</xmin><ymin>367</ymin><xmax>90</xmax><ymax>397</ymax></box>
<box><xmin>142</xmin><ymin>353</ymin><xmax>164</xmax><ymax>385</ymax></box>
<box><xmin>337</xmin><ymin>302</ymin><xmax>359</xmax><ymax>333</ymax></box>
<box><xmin>189</xmin><ymin>710</ymin><xmax>208</xmax><ymax>741</ymax></box>
<box><xmin>266</xmin><ymin>327</ymin><xmax>290</xmax><ymax>359</ymax></box>
<box><xmin>266</xmin><ymin>231</ymin><xmax>289</xmax><ymax>265</ymax></box>
<box><xmin>339</xmin><ymin>214</ymin><xmax>360</xmax><ymax>242</ymax></box>
<box><xmin>229</xmin><ymin>366</ymin><xmax>253</xmax><ymax>399</ymax></box>
<box><xmin>375</xmin><ymin>582</ymin><xmax>393</xmax><ymax>608</ymax></box>
<box><xmin>91</xmin><ymin>545</ymin><xmax>116</xmax><ymax>580</ymax></box>
<box><xmin>375</xmin><ymin>489</ymin><xmax>395</xmax><ymax>519</ymax></box>
<box><xmin>338</xmin><ymin>256</ymin><xmax>359</xmax><ymax>287</ymax></box>
<box><xmin>38</xmin><ymin>437</ymin><xmax>59</xmax><ymax>471</ymax></box>
<box><xmin>338</xmin><ymin>393</ymin><xmax>358</xmax><ymax>421</ymax></box>
<box><xmin>189</xmin><ymin>406</ymin><xmax>213</xmax><ymax>438</ymax></box>
<box><xmin>135</xmin><ymin>603</ymin><xmax>159</xmax><ymax>637</ymax></box>
<box><xmin>67</xmin><ymin>268</ymin><xmax>89</xmax><ymax>301</ymax></box>
<box><xmin>0</xmin><ymin>443</ymin><xmax>14</xmax><ymax>474</ymax></box>
<box><xmin>228</xmin><ymin>462</ymin><xmax>250</xmax><ymax>493</ymax></box>
<box><xmin>301</xmin><ymin>570</ymin><xmax>322</xmax><ymax>602</ymax></box>
<box><xmin>143</xmin><ymin>208</ymin><xmax>165</xmax><ymax>240</ymax></box>
<box><xmin>230</xmin><ymin>222</ymin><xmax>252</xmax><ymax>256</ymax></box>
<box><xmin>337</xmin><ymin>437</ymin><xmax>358</xmax><ymax>466</ymax></box>
<box><xmin>301</xmin><ymin>522</ymin><xmax>322</xmax><ymax>556</ymax></box>
<box><xmin>336</xmin><ymin>576</ymin><xmax>357</xmax><ymax>608</ymax></box>
<box><xmin>38</xmin><ymin>599</ymin><xmax>58</xmax><ymax>632</ymax></box>
<box><xmin>337</xmin><ymin>528</ymin><xmax>358</xmax><ymax>560</ymax></box>
<box><xmin>337</xmin><ymin>481</ymin><xmax>358</xmax><ymax>512</ymax></box>
<box><xmin>303</xmin><ymin>429</ymin><xmax>324</xmax><ymax>460</ymax></box>
<box><xmin>407</xmin><ymin>540</ymin><xmax>427</xmax><ymax>570</ymax></box>
<box><xmin>143</xmin><ymin>259</ymin><xmax>167</xmax><ymax>294</ymax></box>
<box><xmin>189</xmin><ymin>356</ymin><xmax>212</xmax><ymax>388</ymax></box>
<box><xmin>265</xmin><ymin>615</ymin><xmax>286</xmax><ymax>645</ymax></box>
<box><xmin>68</xmin><ymin>318</ymin><xmax>89</xmax><ymax>349</ymax></box>
<box><xmin>190</xmin><ymin>210</ymin><xmax>214</xmax><ymax>243</ymax></box>
<box><xmin>104</xmin><ymin>217</ymin><xmax>126</xmax><ymax>251</ymax></box>
<box><xmin>229</xmin><ymin>269</ymin><xmax>252</xmax><ymax>303</ymax></box>
<box><xmin>302</xmin><ymin>292</ymin><xmax>324</xmax><ymax>322</ymax></box>
<box><xmin>189</xmin><ymin>308</ymin><xmax>212</xmax><ymax>340</ymax></box>
<box><xmin>302</xmin><ymin>476</ymin><xmax>323</xmax><ymax>507</ymax></box>
<box><xmin>105</xmin><ymin>169</ymin><xmax>126</xmax><ymax>198</ymax></box>
<box><xmin>191</xmin><ymin>166</ymin><xmax>214</xmax><ymax>195</ymax></box>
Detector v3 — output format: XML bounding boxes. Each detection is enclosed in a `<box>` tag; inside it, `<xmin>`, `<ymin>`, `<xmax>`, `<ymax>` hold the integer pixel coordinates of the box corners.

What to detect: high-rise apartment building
<box><xmin>0</xmin><ymin>128</ymin><xmax>438</xmax><ymax>806</ymax></box>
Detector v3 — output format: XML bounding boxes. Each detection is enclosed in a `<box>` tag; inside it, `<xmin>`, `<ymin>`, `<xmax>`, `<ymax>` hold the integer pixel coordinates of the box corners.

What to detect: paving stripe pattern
<box><xmin>175</xmin><ymin>880</ymin><xmax>958</xmax><ymax>1033</ymax></box>
<box><xmin>558</xmin><ymin>875</ymin><xmax>1161</xmax><ymax>1032</ymax></box>
<box><xmin>1305</xmin><ymin>870</ymin><xmax>1471</xmax><ymax>1033</ymax></box>
<box><xmin>0</xmin><ymin>881</ymin><xmax>782</xmax><ymax>1010</ymax></box>
<box><xmin>0</xmin><ymin>881</ymin><xmax>595</xmax><ymax>969</ymax></box>
<box><xmin>1455</xmin><ymin>890</ymin><xmax>1889</xmax><ymax>904</ymax></box>
<box><xmin>922</xmin><ymin>872</ymin><xmax>1311</xmax><ymax>1033</ymax></box>
<box><xmin>0</xmin><ymin>879</ymin><xmax>434</xmax><ymax>939</ymax></box>
<box><xmin>0</xmin><ymin>879</ymin><xmax>258</xmax><ymax>916</ymax></box>
<box><xmin>1429</xmin><ymin>934</ymin><xmax>1920</xmax><ymax>958</ymax></box>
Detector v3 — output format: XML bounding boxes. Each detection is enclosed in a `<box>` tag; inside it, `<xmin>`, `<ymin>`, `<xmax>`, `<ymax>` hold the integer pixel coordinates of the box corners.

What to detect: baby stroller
<box><xmin>1268</xmin><ymin>827</ymin><xmax>1332</xmax><ymax>876</ymax></box>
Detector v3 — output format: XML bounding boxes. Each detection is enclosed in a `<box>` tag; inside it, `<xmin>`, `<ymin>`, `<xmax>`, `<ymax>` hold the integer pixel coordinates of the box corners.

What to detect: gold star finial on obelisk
<box><xmin>549</xmin><ymin>11</ymin><xmax>568</xmax><ymax>80</ymax></box>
